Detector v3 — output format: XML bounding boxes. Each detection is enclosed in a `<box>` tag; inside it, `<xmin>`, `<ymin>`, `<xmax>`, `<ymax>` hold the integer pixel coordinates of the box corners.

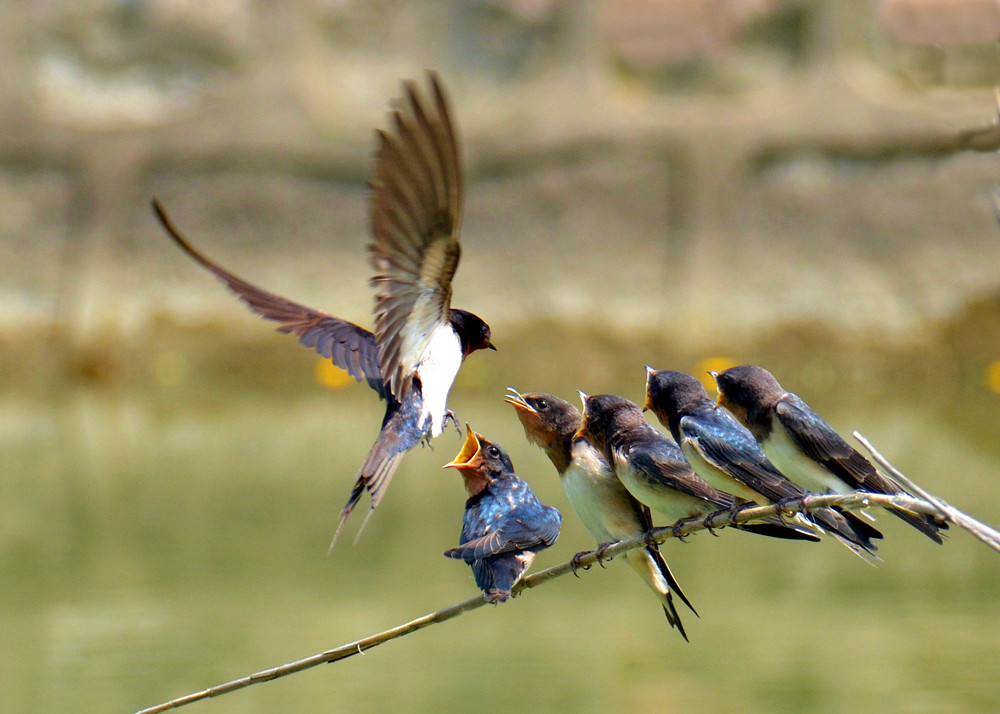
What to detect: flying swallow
<box><xmin>443</xmin><ymin>428</ymin><xmax>562</xmax><ymax>602</ymax></box>
<box><xmin>152</xmin><ymin>73</ymin><xmax>496</xmax><ymax>545</ymax></box>
<box><xmin>712</xmin><ymin>364</ymin><xmax>946</xmax><ymax>543</ymax></box>
<box><xmin>573</xmin><ymin>392</ymin><xmax>819</xmax><ymax>543</ymax></box>
<box><xmin>506</xmin><ymin>388</ymin><xmax>695</xmax><ymax>640</ymax></box>
<box><xmin>644</xmin><ymin>368</ymin><xmax>882</xmax><ymax>557</ymax></box>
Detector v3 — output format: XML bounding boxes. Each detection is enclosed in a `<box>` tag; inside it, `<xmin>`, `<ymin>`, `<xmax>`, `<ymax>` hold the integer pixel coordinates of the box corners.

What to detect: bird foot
<box><xmin>443</xmin><ymin>410</ymin><xmax>461</xmax><ymax>435</ymax></box>
<box><xmin>727</xmin><ymin>503</ymin><xmax>749</xmax><ymax>528</ymax></box>
<box><xmin>570</xmin><ymin>551</ymin><xmax>592</xmax><ymax>577</ymax></box>
<box><xmin>671</xmin><ymin>521</ymin><xmax>688</xmax><ymax>543</ymax></box>
<box><xmin>594</xmin><ymin>542</ymin><xmax>615</xmax><ymax>567</ymax></box>
<box><xmin>485</xmin><ymin>590</ymin><xmax>509</xmax><ymax>605</ymax></box>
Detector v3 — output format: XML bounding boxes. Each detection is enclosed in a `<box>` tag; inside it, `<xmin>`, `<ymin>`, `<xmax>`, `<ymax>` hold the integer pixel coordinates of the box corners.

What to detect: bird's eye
<box><xmin>536</xmin><ymin>399</ymin><xmax>548</xmax><ymax>411</ymax></box>
<box><xmin>487</xmin><ymin>446</ymin><xmax>500</xmax><ymax>458</ymax></box>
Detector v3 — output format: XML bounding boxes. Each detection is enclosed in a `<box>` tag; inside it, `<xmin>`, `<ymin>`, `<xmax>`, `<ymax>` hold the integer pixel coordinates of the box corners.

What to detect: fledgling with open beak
<box><xmin>152</xmin><ymin>73</ymin><xmax>496</xmax><ymax>548</ymax></box>
<box><xmin>644</xmin><ymin>368</ymin><xmax>883</xmax><ymax>558</ymax></box>
<box><xmin>712</xmin><ymin>364</ymin><xmax>946</xmax><ymax>543</ymax></box>
<box><xmin>574</xmin><ymin>392</ymin><xmax>820</xmax><ymax>543</ymax></box>
<box><xmin>443</xmin><ymin>428</ymin><xmax>562</xmax><ymax>603</ymax></box>
<box><xmin>506</xmin><ymin>388</ymin><xmax>696</xmax><ymax>640</ymax></box>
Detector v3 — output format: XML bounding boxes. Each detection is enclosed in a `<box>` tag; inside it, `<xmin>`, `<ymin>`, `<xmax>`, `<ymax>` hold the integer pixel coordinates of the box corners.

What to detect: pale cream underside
<box><xmin>764</xmin><ymin>422</ymin><xmax>852</xmax><ymax>495</ymax></box>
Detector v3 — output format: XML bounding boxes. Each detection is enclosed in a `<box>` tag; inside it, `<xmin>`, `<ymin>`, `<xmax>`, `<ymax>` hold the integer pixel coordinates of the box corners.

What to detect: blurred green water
<box><xmin>2</xmin><ymin>349</ymin><xmax>1000</xmax><ymax>714</ymax></box>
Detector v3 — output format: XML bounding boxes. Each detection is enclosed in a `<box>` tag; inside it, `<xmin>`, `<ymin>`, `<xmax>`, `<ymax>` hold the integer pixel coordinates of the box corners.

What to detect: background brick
<box><xmin>2</xmin><ymin>0</ymin><xmax>999</xmax><ymax>369</ymax></box>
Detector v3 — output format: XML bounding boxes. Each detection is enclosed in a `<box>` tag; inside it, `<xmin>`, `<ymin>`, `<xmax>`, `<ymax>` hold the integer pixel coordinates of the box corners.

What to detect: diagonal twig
<box><xmin>135</xmin><ymin>439</ymin><xmax>999</xmax><ymax>714</ymax></box>
<box><xmin>854</xmin><ymin>431</ymin><xmax>1000</xmax><ymax>551</ymax></box>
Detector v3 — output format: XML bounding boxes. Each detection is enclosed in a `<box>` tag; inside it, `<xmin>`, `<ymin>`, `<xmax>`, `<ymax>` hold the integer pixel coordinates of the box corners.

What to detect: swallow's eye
<box><xmin>487</xmin><ymin>446</ymin><xmax>500</xmax><ymax>459</ymax></box>
<box><xmin>535</xmin><ymin>399</ymin><xmax>548</xmax><ymax>411</ymax></box>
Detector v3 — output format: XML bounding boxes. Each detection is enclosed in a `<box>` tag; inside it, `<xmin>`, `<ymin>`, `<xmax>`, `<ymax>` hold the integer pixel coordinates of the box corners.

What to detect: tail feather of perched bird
<box><xmin>712</xmin><ymin>364</ymin><xmax>946</xmax><ymax>545</ymax></box>
<box><xmin>885</xmin><ymin>504</ymin><xmax>947</xmax><ymax>542</ymax></box>
<box><xmin>807</xmin><ymin>508</ymin><xmax>882</xmax><ymax>559</ymax></box>
<box><xmin>626</xmin><ymin>542</ymin><xmax>692</xmax><ymax>640</ymax></box>
<box><xmin>644</xmin><ymin>368</ymin><xmax>881</xmax><ymax>560</ymax></box>
<box><xmin>506</xmin><ymin>388</ymin><xmax>695</xmax><ymax>640</ymax></box>
<box><xmin>737</xmin><ymin>522</ymin><xmax>824</xmax><ymax>540</ymax></box>
<box><xmin>154</xmin><ymin>73</ymin><xmax>495</xmax><ymax>548</ymax></box>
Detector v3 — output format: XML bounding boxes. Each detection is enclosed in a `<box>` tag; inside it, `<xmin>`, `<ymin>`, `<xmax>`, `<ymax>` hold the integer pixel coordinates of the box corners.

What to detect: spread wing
<box><xmin>444</xmin><ymin>509</ymin><xmax>561</xmax><ymax>563</ymax></box>
<box><xmin>775</xmin><ymin>395</ymin><xmax>895</xmax><ymax>493</ymax></box>
<box><xmin>680</xmin><ymin>412</ymin><xmax>805</xmax><ymax>503</ymax></box>
<box><xmin>368</xmin><ymin>72</ymin><xmax>463</xmax><ymax>403</ymax></box>
<box><xmin>152</xmin><ymin>200</ymin><xmax>387</xmax><ymax>398</ymax></box>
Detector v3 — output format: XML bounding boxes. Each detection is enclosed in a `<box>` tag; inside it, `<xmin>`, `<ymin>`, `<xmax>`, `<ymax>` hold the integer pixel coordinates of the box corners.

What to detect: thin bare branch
<box><xmin>135</xmin><ymin>441</ymin><xmax>999</xmax><ymax>714</ymax></box>
<box><xmin>854</xmin><ymin>431</ymin><xmax>1000</xmax><ymax>551</ymax></box>
<box><xmin>134</xmin><ymin>592</ymin><xmax>492</xmax><ymax>714</ymax></box>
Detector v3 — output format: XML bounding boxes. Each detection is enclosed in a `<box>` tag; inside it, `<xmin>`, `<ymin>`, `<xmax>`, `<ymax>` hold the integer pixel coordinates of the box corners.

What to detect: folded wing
<box><xmin>444</xmin><ymin>509</ymin><xmax>562</xmax><ymax>563</ymax></box>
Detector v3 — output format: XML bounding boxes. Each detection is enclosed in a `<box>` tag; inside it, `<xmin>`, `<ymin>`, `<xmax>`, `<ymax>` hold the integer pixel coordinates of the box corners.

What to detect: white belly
<box><xmin>566</xmin><ymin>443</ymin><xmax>673</xmax><ymax>604</ymax></box>
<box><xmin>417</xmin><ymin>325</ymin><xmax>463</xmax><ymax>438</ymax></box>
<box><xmin>763</xmin><ymin>423</ymin><xmax>852</xmax><ymax>495</ymax></box>
<box><xmin>563</xmin><ymin>442</ymin><xmax>643</xmax><ymax>544</ymax></box>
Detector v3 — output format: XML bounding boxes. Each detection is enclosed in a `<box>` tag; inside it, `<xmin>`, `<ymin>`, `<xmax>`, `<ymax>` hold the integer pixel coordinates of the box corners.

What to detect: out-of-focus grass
<box><xmin>2</xmin><ymin>293</ymin><xmax>999</xmax><ymax>713</ymax></box>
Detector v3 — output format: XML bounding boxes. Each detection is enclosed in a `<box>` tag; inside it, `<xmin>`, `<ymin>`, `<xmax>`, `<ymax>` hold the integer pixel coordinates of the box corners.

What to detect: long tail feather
<box><xmin>649</xmin><ymin>546</ymin><xmax>697</xmax><ymax>617</ymax></box>
<box><xmin>737</xmin><ymin>522</ymin><xmax>821</xmax><ymax>541</ymax></box>
<box><xmin>327</xmin><ymin>417</ymin><xmax>415</xmax><ymax>553</ymax></box>
<box><xmin>811</xmin><ymin>507</ymin><xmax>882</xmax><ymax>560</ymax></box>
<box><xmin>662</xmin><ymin>600</ymin><xmax>688</xmax><ymax>642</ymax></box>
<box><xmin>889</xmin><ymin>508</ymin><xmax>947</xmax><ymax>544</ymax></box>
<box><xmin>839</xmin><ymin>509</ymin><xmax>884</xmax><ymax>541</ymax></box>
<box><xmin>624</xmin><ymin>545</ymin><xmax>695</xmax><ymax>641</ymax></box>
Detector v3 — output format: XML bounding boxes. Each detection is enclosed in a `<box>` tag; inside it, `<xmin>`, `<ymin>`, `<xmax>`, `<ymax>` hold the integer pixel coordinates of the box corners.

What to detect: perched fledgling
<box><xmin>506</xmin><ymin>388</ymin><xmax>695</xmax><ymax>640</ymax></box>
<box><xmin>152</xmin><ymin>73</ymin><xmax>495</xmax><ymax>547</ymax></box>
<box><xmin>443</xmin><ymin>428</ymin><xmax>562</xmax><ymax>602</ymax></box>
<box><xmin>713</xmin><ymin>364</ymin><xmax>945</xmax><ymax>543</ymax></box>
<box><xmin>645</xmin><ymin>368</ymin><xmax>882</xmax><ymax>558</ymax></box>
<box><xmin>574</xmin><ymin>392</ymin><xmax>819</xmax><ymax>543</ymax></box>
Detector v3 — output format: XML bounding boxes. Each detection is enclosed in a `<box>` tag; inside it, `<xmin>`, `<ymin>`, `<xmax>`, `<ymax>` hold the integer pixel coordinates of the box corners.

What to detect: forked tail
<box><xmin>328</xmin><ymin>445</ymin><xmax>407</xmax><ymax>553</ymax></box>
<box><xmin>625</xmin><ymin>545</ymin><xmax>697</xmax><ymax>642</ymax></box>
<box><xmin>327</xmin><ymin>402</ymin><xmax>424</xmax><ymax>552</ymax></box>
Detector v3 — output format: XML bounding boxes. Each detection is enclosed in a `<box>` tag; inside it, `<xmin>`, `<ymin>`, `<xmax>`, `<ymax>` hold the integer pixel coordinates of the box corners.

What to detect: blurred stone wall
<box><xmin>3</xmin><ymin>0</ymin><xmax>1000</xmax><ymax>364</ymax></box>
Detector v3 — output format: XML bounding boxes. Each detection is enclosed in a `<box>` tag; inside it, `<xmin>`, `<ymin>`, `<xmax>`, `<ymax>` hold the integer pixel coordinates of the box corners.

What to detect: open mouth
<box><xmin>443</xmin><ymin>426</ymin><xmax>482</xmax><ymax>472</ymax></box>
<box><xmin>503</xmin><ymin>387</ymin><xmax>537</xmax><ymax>414</ymax></box>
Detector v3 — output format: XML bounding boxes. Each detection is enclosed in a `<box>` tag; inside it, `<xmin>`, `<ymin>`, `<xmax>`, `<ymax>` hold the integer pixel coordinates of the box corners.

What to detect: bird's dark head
<box><xmin>450</xmin><ymin>309</ymin><xmax>496</xmax><ymax>357</ymax></box>
<box><xmin>443</xmin><ymin>426</ymin><xmax>513</xmax><ymax>497</ymax></box>
<box><xmin>712</xmin><ymin>364</ymin><xmax>784</xmax><ymax>428</ymax></box>
<box><xmin>574</xmin><ymin>392</ymin><xmax>639</xmax><ymax>456</ymax></box>
<box><xmin>505</xmin><ymin>388</ymin><xmax>579</xmax><ymax>471</ymax></box>
<box><xmin>644</xmin><ymin>367</ymin><xmax>711</xmax><ymax>432</ymax></box>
